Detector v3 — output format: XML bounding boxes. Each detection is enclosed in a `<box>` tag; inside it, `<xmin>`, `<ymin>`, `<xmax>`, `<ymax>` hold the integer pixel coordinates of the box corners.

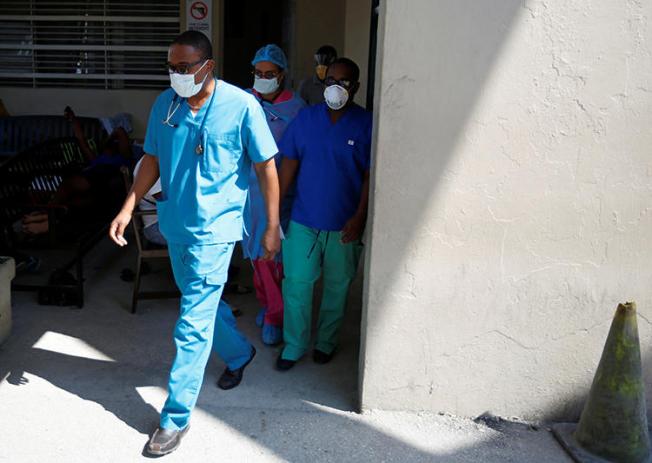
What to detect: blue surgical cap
<box><xmin>251</xmin><ymin>44</ymin><xmax>288</xmax><ymax>70</ymax></box>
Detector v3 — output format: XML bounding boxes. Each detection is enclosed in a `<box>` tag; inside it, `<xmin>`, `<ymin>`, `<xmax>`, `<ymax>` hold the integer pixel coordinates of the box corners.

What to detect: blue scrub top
<box><xmin>278</xmin><ymin>102</ymin><xmax>372</xmax><ymax>232</ymax></box>
<box><xmin>242</xmin><ymin>90</ymin><xmax>306</xmax><ymax>260</ymax></box>
<box><xmin>144</xmin><ymin>80</ymin><xmax>278</xmax><ymax>245</ymax></box>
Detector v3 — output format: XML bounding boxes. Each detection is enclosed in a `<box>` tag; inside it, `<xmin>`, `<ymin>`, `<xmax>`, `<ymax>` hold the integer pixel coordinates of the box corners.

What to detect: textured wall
<box><xmin>360</xmin><ymin>0</ymin><xmax>652</xmax><ymax>420</ymax></box>
<box><xmin>0</xmin><ymin>258</ymin><xmax>15</xmax><ymax>345</ymax></box>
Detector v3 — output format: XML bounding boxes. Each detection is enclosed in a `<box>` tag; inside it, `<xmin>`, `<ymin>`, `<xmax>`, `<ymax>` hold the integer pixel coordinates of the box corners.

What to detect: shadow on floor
<box><xmin>0</xmin><ymin>240</ymin><xmax>470</xmax><ymax>461</ymax></box>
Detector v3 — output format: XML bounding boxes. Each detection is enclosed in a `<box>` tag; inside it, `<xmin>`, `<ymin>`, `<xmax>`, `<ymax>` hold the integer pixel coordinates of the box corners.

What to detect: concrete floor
<box><xmin>0</xmin><ymin>240</ymin><xmax>572</xmax><ymax>462</ymax></box>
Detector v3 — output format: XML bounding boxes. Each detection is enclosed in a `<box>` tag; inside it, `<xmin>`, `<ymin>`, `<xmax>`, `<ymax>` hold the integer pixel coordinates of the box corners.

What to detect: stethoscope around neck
<box><xmin>161</xmin><ymin>79</ymin><xmax>217</xmax><ymax>155</ymax></box>
<box><xmin>162</xmin><ymin>95</ymin><xmax>182</xmax><ymax>128</ymax></box>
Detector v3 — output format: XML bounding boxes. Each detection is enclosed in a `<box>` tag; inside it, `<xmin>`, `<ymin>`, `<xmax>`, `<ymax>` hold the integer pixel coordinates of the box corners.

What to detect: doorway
<box><xmin>221</xmin><ymin>0</ymin><xmax>379</xmax><ymax>412</ymax></box>
<box><xmin>222</xmin><ymin>0</ymin><xmax>289</xmax><ymax>89</ymax></box>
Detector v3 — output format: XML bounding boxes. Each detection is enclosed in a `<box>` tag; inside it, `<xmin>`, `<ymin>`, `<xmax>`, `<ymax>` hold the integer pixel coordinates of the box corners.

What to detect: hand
<box><xmin>260</xmin><ymin>225</ymin><xmax>281</xmax><ymax>261</ymax></box>
<box><xmin>109</xmin><ymin>209</ymin><xmax>132</xmax><ymax>246</ymax></box>
<box><xmin>341</xmin><ymin>213</ymin><xmax>366</xmax><ymax>244</ymax></box>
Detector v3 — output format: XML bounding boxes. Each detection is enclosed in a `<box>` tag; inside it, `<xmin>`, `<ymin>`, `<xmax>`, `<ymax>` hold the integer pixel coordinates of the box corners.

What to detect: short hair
<box><xmin>171</xmin><ymin>30</ymin><xmax>213</xmax><ymax>60</ymax></box>
<box><xmin>316</xmin><ymin>45</ymin><xmax>337</xmax><ymax>58</ymax></box>
<box><xmin>329</xmin><ymin>57</ymin><xmax>360</xmax><ymax>83</ymax></box>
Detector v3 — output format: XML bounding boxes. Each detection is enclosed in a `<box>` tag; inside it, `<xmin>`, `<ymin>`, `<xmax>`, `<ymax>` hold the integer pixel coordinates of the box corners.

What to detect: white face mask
<box><xmin>253</xmin><ymin>76</ymin><xmax>280</xmax><ymax>95</ymax></box>
<box><xmin>324</xmin><ymin>84</ymin><xmax>349</xmax><ymax>110</ymax></box>
<box><xmin>169</xmin><ymin>60</ymin><xmax>208</xmax><ymax>98</ymax></box>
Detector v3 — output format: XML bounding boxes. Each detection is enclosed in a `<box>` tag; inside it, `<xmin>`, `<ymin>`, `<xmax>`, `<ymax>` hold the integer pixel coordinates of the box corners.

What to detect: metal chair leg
<box><xmin>131</xmin><ymin>257</ymin><xmax>142</xmax><ymax>314</ymax></box>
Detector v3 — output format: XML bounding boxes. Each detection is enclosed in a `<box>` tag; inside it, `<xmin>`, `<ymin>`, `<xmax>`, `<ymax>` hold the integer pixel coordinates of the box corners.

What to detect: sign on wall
<box><xmin>186</xmin><ymin>0</ymin><xmax>212</xmax><ymax>39</ymax></box>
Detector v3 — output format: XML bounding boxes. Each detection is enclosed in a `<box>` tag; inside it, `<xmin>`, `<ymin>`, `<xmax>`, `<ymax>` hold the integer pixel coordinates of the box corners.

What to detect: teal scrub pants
<box><xmin>160</xmin><ymin>242</ymin><xmax>253</xmax><ymax>431</ymax></box>
<box><xmin>281</xmin><ymin>221</ymin><xmax>363</xmax><ymax>361</ymax></box>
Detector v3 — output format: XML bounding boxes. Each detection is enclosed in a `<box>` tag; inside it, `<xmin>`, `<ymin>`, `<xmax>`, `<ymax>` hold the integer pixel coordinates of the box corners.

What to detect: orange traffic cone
<box><xmin>553</xmin><ymin>302</ymin><xmax>651</xmax><ymax>462</ymax></box>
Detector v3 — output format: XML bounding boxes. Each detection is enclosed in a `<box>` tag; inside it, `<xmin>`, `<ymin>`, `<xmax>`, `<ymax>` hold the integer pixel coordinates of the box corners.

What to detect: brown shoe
<box><xmin>146</xmin><ymin>425</ymin><xmax>190</xmax><ymax>456</ymax></box>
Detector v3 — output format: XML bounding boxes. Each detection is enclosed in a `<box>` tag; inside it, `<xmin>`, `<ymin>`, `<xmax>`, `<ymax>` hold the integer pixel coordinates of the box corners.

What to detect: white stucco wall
<box><xmin>360</xmin><ymin>0</ymin><xmax>652</xmax><ymax>420</ymax></box>
<box><xmin>0</xmin><ymin>257</ymin><xmax>15</xmax><ymax>345</ymax></box>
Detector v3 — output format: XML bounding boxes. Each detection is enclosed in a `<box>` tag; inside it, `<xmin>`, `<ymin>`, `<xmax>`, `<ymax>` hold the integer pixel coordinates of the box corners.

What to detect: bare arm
<box><xmin>341</xmin><ymin>170</ymin><xmax>370</xmax><ymax>244</ymax></box>
<box><xmin>278</xmin><ymin>157</ymin><xmax>300</xmax><ymax>202</ymax></box>
<box><xmin>253</xmin><ymin>157</ymin><xmax>281</xmax><ymax>260</ymax></box>
<box><xmin>357</xmin><ymin>170</ymin><xmax>370</xmax><ymax>218</ymax></box>
<box><xmin>109</xmin><ymin>154</ymin><xmax>160</xmax><ymax>246</ymax></box>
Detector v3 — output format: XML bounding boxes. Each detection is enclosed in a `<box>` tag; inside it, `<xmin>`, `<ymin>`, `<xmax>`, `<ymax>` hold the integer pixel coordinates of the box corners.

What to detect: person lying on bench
<box><xmin>22</xmin><ymin>107</ymin><xmax>134</xmax><ymax>235</ymax></box>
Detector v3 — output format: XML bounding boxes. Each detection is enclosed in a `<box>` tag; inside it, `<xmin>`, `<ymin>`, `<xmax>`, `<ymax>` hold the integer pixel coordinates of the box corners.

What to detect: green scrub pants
<box><xmin>281</xmin><ymin>220</ymin><xmax>363</xmax><ymax>361</ymax></box>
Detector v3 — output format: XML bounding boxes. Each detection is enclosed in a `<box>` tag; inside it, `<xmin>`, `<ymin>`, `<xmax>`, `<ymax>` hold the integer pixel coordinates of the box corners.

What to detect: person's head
<box><xmin>103</xmin><ymin>135</ymin><xmax>119</xmax><ymax>156</ymax></box>
<box><xmin>167</xmin><ymin>30</ymin><xmax>215</xmax><ymax>98</ymax></box>
<box><xmin>251</xmin><ymin>44</ymin><xmax>288</xmax><ymax>98</ymax></box>
<box><xmin>103</xmin><ymin>127</ymin><xmax>130</xmax><ymax>158</ymax></box>
<box><xmin>323</xmin><ymin>57</ymin><xmax>360</xmax><ymax>111</ymax></box>
<box><xmin>314</xmin><ymin>45</ymin><xmax>337</xmax><ymax>81</ymax></box>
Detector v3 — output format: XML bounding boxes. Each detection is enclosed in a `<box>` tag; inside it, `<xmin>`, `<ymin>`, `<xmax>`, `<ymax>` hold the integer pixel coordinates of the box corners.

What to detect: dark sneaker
<box><xmin>313</xmin><ymin>349</ymin><xmax>335</xmax><ymax>364</ymax></box>
<box><xmin>146</xmin><ymin>425</ymin><xmax>190</xmax><ymax>456</ymax></box>
<box><xmin>217</xmin><ymin>346</ymin><xmax>256</xmax><ymax>390</ymax></box>
<box><xmin>275</xmin><ymin>354</ymin><xmax>296</xmax><ymax>371</ymax></box>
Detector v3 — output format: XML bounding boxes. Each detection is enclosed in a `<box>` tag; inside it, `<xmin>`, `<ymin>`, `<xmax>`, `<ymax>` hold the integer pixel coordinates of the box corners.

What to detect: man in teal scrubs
<box><xmin>276</xmin><ymin>58</ymin><xmax>371</xmax><ymax>371</ymax></box>
<box><xmin>109</xmin><ymin>31</ymin><xmax>280</xmax><ymax>456</ymax></box>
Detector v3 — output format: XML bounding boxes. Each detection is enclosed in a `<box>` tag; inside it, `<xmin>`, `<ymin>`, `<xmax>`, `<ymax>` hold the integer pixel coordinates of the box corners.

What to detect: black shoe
<box><xmin>313</xmin><ymin>349</ymin><xmax>335</xmax><ymax>364</ymax></box>
<box><xmin>217</xmin><ymin>346</ymin><xmax>256</xmax><ymax>390</ymax></box>
<box><xmin>275</xmin><ymin>354</ymin><xmax>296</xmax><ymax>371</ymax></box>
<box><xmin>146</xmin><ymin>425</ymin><xmax>190</xmax><ymax>456</ymax></box>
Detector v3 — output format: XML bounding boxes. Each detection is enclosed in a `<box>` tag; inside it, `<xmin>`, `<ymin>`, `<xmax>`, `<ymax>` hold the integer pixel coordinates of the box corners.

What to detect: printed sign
<box><xmin>187</xmin><ymin>0</ymin><xmax>212</xmax><ymax>39</ymax></box>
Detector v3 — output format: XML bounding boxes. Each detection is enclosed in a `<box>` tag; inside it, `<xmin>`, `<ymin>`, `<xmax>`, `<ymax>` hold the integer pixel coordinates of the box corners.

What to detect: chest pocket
<box><xmin>202</xmin><ymin>131</ymin><xmax>242</xmax><ymax>173</ymax></box>
<box><xmin>339</xmin><ymin>138</ymin><xmax>366</xmax><ymax>169</ymax></box>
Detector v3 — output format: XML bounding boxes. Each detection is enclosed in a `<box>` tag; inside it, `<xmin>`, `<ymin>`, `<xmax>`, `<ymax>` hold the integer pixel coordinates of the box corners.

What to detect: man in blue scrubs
<box><xmin>109</xmin><ymin>31</ymin><xmax>280</xmax><ymax>456</ymax></box>
<box><xmin>276</xmin><ymin>58</ymin><xmax>372</xmax><ymax>371</ymax></box>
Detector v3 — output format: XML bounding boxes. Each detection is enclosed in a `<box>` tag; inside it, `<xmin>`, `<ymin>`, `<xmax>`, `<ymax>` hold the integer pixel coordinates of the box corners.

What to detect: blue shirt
<box><xmin>279</xmin><ymin>102</ymin><xmax>372</xmax><ymax>231</ymax></box>
<box><xmin>242</xmin><ymin>90</ymin><xmax>306</xmax><ymax>260</ymax></box>
<box><xmin>144</xmin><ymin>80</ymin><xmax>278</xmax><ymax>244</ymax></box>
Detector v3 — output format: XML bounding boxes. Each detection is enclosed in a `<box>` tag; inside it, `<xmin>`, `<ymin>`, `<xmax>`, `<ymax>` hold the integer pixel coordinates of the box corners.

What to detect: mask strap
<box><xmin>195</xmin><ymin>60</ymin><xmax>208</xmax><ymax>74</ymax></box>
<box><xmin>191</xmin><ymin>60</ymin><xmax>210</xmax><ymax>87</ymax></box>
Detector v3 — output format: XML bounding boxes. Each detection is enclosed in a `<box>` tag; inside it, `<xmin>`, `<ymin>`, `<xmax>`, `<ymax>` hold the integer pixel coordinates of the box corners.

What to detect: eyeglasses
<box><xmin>324</xmin><ymin>76</ymin><xmax>353</xmax><ymax>89</ymax></box>
<box><xmin>252</xmin><ymin>69</ymin><xmax>281</xmax><ymax>79</ymax></box>
<box><xmin>166</xmin><ymin>59</ymin><xmax>207</xmax><ymax>75</ymax></box>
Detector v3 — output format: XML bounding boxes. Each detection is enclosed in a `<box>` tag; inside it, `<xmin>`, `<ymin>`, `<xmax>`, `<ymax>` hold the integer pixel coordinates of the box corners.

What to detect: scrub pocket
<box><xmin>342</xmin><ymin>137</ymin><xmax>370</xmax><ymax>171</ymax></box>
<box><xmin>202</xmin><ymin>132</ymin><xmax>241</xmax><ymax>173</ymax></box>
<box><xmin>179</xmin><ymin>242</ymin><xmax>235</xmax><ymax>286</ymax></box>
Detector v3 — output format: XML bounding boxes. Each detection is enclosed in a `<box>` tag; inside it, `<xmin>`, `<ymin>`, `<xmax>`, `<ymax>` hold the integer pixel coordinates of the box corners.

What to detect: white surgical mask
<box><xmin>324</xmin><ymin>84</ymin><xmax>349</xmax><ymax>110</ymax></box>
<box><xmin>169</xmin><ymin>61</ymin><xmax>208</xmax><ymax>98</ymax></box>
<box><xmin>253</xmin><ymin>76</ymin><xmax>280</xmax><ymax>95</ymax></box>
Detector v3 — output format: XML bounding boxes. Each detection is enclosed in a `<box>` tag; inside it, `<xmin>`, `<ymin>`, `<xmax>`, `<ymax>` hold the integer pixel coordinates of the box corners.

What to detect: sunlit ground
<box><xmin>0</xmin><ymin>239</ymin><xmax>570</xmax><ymax>462</ymax></box>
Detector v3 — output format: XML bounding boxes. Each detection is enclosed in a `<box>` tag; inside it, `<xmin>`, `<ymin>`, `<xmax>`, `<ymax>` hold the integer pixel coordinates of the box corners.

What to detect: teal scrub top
<box><xmin>144</xmin><ymin>79</ymin><xmax>278</xmax><ymax>245</ymax></box>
